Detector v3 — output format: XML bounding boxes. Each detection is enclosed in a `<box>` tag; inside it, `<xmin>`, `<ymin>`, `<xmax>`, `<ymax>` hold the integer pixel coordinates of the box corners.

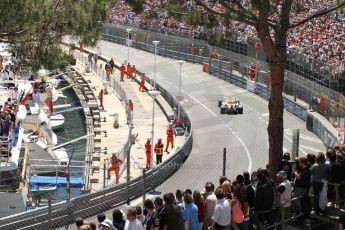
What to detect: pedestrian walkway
<box><xmin>73</xmin><ymin>49</ymin><xmax>184</xmax><ymax>191</ymax></box>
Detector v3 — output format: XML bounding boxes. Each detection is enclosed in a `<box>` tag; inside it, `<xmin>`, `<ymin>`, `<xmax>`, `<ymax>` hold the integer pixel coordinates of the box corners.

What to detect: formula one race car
<box><xmin>218</xmin><ymin>96</ymin><xmax>243</xmax><ymax>114</ymax></box>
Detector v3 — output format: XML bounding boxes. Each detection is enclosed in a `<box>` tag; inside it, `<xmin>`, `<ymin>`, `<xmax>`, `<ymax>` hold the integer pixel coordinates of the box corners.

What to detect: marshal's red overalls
<box><xmin>249</xmin><ymin>65</ymin><xmax>256</xmax><ymax>80</ymax></box>
<box><xmin>131</xmin><ymin>65</ymin><xmax>136</xmax><ymax>81</ymax></box>
<box><xmin>119</xmin><ymin>64</ymin><xmax>125</xmax><ymax>81</ymax></box>
<box><xmin>165</xmin><ymin>126</ymin><xmax>175</xmax><ymax>152</ymax></box>
<box><xmin>139</xmin><ymin>74</ymin><xmax>146</xmax><ymax>91</ymax></box>
<box><xmin>145</xmin><ymin>141</ymin><xmax>151</xmax><ymax>169</ymax></box>
<box><xmin>126</xmin><ymin>64</ymin><xmax>132</xmax><ymax>79</ymax></box>
<box><xmin>127</xmin><ymin>101</ymin><xmax>134</xmax><ymax>111</ymax></box>
<box><xmin>107</xmin><ymin>156</ymin><xmax>123</xmax><ymax>184</ymax></box>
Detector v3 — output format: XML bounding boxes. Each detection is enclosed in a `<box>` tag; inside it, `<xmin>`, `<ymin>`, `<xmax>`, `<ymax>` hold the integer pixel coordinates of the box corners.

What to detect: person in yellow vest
<box><xmin>126</xmin><ymin>63</ymin><xmax>132</xmax><ymax>79</ymax></box>
<box><xmin>154</xmin><ymin>138</ymin><xmax>164</xmax><ymax>165</ymax></box>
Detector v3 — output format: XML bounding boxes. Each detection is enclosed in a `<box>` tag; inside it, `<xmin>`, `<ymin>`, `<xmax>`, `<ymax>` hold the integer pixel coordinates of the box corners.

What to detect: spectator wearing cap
<box><xmin>97</xmin><ymin>213</ymin><xmax>116</xmax><ymax>230</ymax></box>
<box><xmin>202</xmin><ymin>182</ymin><xmax>217</xmax><ymax>230</ymax></box>
<box><xmin>112</xmin><ymin>209</ymin><xmax>125</xmax><ymax>230</ymax></box>
<box><xmin>100</xmin><ymin>222</ymin><xmax>113</xmax><ymax>230</ymax></box>
<box><xmin>124</xmin><ymin>207</ymin><xmax>144</xmax><ymax>230</ymax></box>
<box><xmin>310</xmin><ymin>152</ymin><xmax>332</xmax><ymax>214</ymax></box>
<box><xmin>182</xmin><ymin>193</ymin><xmax>199</xmax><ymax>230</ymax></box>
<box><xmin>210</xmin><ymin>189</ymin><xmax>231</xmax><ymax>230</ymax></box>
<box><xmin>276</xmin><ymin>171</ymin><xmax>292</xmax><ymax>221</ymax></box>
<box><xmin>292</xmin><ymin>157</ymin><xmax>311</xmax><ymax>222</ymax></box>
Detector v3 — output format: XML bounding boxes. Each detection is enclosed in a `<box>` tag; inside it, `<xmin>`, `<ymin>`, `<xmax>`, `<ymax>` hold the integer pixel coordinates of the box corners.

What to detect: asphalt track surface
<box><xmin>99</xmin><ymin>40</ymin><xmax>325</xmax><ymax>192</ymax></box>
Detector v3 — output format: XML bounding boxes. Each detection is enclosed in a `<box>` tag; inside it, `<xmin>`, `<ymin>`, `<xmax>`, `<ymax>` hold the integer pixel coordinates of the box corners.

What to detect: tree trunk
<box><xmin>267</xmin><ymin>61</ymin><xmax>285</xmax><ymax>179</ymax></box>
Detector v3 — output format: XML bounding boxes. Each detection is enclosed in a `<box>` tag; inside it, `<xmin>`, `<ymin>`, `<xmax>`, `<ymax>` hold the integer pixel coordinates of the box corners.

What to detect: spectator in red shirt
<box><xmin>193</xmin><ymin>190</ymin><xmax>205</xmax><ymax>228</ymax></box>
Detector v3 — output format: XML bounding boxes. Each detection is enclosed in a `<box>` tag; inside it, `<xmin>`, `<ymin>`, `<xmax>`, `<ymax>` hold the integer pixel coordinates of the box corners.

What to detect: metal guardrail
<box><xmin>0</xmin><ymin>45</ymin><xmax>193</xmax><ymax>230</ymax></box>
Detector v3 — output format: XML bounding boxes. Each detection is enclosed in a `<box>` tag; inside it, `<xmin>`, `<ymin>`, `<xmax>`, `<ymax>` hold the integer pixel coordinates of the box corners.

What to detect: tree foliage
<box><xmin>0</xmin><ymin>0</ymin><xmax>115</xmax><ymax>70</ymax></box>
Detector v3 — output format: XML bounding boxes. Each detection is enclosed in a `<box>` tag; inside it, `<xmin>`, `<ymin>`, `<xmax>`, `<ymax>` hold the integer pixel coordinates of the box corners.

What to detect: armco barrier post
<box><xmin>222</xmin><ymin>148</ymin><xmax>226</xmax><ymax>176</ymax></box>
<box><xmin>143</xmin><ymin>168</ymin><xmax>146</xmax><ymax>204</ymax></box>
<box><xmin>48</xmin><ymin>197</ymin><xmax>52</xmax><ymax>230</ymax></box>
<box><xmin>103</xmin><ymin>162</ymin><xmax>106</xmax><ymax>189</ymax></box>
<box><xmin>296</xmin><ymin>129</ymin><xmax>300</xmax><ymax>158</ymax></box>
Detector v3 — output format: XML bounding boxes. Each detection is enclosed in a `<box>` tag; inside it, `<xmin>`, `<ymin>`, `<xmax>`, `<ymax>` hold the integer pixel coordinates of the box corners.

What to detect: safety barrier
<box><xmin>102</xmin><ymin>32</ymin><xmax>340</xmax><ymax>148</ymax></box>
<box><xmin>0</xmin><ymin>45</ymin><xmax>193</xmax><ymax>230</ymax></box>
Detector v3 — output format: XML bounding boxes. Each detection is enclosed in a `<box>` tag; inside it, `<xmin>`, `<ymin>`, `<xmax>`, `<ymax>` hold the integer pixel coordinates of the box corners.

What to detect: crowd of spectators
<box><xmin>108</xmin><ymin>0</ymin><xmax>345</xmax><ymax>71</ymax></box>
<box><xmin>75</xmin><ymin>146</ymin><xmax>345</xmax><ymax>230</ymax></box>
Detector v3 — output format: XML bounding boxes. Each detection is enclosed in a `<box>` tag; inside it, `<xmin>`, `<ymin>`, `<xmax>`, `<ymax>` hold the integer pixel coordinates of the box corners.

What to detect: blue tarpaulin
<box><xmin>29</xmin><ymin>176</ymin><xmax>84</xmax><ymax>188</ymax></box>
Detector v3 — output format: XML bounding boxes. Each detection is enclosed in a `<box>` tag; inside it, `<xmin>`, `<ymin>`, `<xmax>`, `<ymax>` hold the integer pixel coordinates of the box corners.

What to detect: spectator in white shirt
<box><xmin>202</xmin><ymin>182</ymin><xmax>217</xmax><ymax>230</ymax></box>
<box><xmin>124</xmin><ymin>207</ymin><xmax>144</xmax><ymax>230</ymax></box>
<box><xmin>210</xmin><ymin>189</ymin><xmax>231</xmax><ymax>230</ymax></box>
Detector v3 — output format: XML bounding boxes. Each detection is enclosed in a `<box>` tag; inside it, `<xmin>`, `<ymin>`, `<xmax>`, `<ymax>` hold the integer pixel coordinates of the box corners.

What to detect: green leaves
<box><xmin>0</xmin><ymin>0</ymin><xmax>114</xmax><ymax>70</ymax></box>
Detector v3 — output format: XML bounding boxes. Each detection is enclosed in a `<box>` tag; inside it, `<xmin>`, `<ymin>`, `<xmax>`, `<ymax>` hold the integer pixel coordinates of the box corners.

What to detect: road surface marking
<box><xmin>300</xmin><ymin>144</ymin><xmax>322</xmax><ymax>153</ymax></box>
<box><xmin>234</xmin><ymin>133</ymin><xmax>253</xmax><ymax>172</ymax></box>
<box><xmin>284</xmin><ymin>129</ymin><xmax>322</xmax><ymax>143</ymax></box>
<box><xmin>284</xmin><ymin>134</ymin><xmax>307</xmax><ymax>155</ymax></box>
<box><xmin>182</xmin><ymin>89</ymin><xmax>218</xmax><ymax>118</ymax></box>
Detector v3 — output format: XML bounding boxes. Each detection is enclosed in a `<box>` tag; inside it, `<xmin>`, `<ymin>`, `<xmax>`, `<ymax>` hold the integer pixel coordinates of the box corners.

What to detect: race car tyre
<box><xmin>238</xmin><ymin>107</ymin><xmax>243</xmax><ymax>114</ymax></box>
<box><xmin>218</xmin><ymin>100</ymin><xmax>222</xmax><ymax>107</ymax></box>
<box><xmin>220</xmin><ymin>108</ymin><xmax>225</xmax><ymax>114</ymax></box>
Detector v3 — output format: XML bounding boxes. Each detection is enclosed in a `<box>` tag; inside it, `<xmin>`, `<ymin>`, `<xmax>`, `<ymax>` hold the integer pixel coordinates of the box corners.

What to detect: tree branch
<box><xmin>195</xmin><ymin>0</ymin><xmax>227</xmax><ymax>15</ymax></box>
<box><xmin>223</xmin><ymin>0</ymin><xmax>259</xmax><ymax>21</ymax></box>
<box><xmin>0</xmin><ymin>29</ymin><xmax>29</xmax><ymax>38</ymax></box>
<box><xmin>289</xmin><ymin>1</ymin><xmax>345</xmax><ymax>29</ymax></box>
<box><xmin>195</xmin><ymin>0</ymin><xmax>257</xmax><ymax>26</ymax></box>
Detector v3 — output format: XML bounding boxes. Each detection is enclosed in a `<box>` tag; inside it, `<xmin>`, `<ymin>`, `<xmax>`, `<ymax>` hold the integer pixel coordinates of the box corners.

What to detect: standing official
<box><xmin>119</xmin><ymin>64</ymin><xmax>126</xmax><ymax>81</ymax></box>
<box><xmin>165</xmin><ymin>124</ymin><xmax>175</xmax><ymax>153</ymax></box>
<box><xmin>145</xmin><ymin>138</ymin><xmax>151</xmax><ymax>169</ymax></box>
<box><xmin>139</xmin><ymin>73</ymin><xmax>146</xmax><ymax>92</ymax></box>
<box><xmin>127</xmin><ymin>63</ymin><xmax>132</xmax><ymax>79</ymax></box>
<box><xmin>107</xmin><ymin>154</ymin><xmax>123</xmax><ymax>184</ymax></box>
<box><xmin>155</xmin><ymin>138</ymin><xmax>164</xmax><ymax>165</ymax></box>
